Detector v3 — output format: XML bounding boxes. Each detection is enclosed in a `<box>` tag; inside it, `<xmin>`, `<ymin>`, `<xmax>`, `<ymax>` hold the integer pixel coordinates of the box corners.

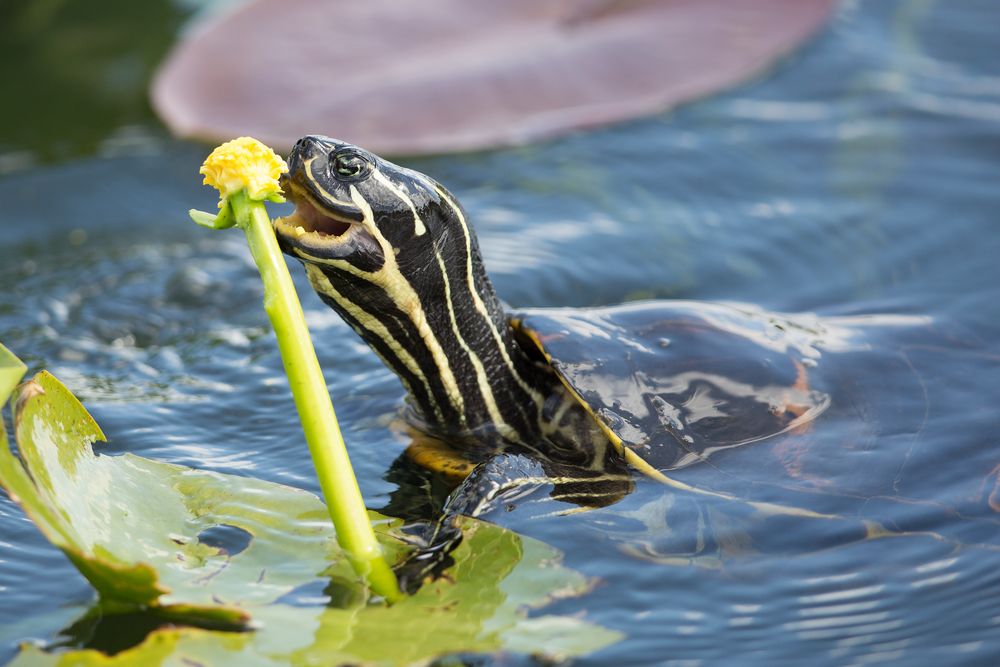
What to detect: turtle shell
<box><xmin>511</xmin><ymin>300</ymin><xmax>840</xmax><ymax>471</ymax></box>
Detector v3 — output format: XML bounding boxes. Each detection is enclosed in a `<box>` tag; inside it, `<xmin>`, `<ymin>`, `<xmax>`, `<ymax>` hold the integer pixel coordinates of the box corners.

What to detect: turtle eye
<box><xmin>330</xmin><ymin>151</ymin><xmax>371</xmax><ymax>181</ymax></box>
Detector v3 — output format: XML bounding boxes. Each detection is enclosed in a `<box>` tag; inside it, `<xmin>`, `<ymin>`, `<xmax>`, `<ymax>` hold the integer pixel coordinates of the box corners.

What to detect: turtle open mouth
<box><xmin>272</xmin><ymin>181</ymin><xmax>383</xmax><ymax>267</ymax></box>
<box><xmin>274</xmin><ymin>195</ymin><xmax>354</xmax><ymax>242</ymax></box>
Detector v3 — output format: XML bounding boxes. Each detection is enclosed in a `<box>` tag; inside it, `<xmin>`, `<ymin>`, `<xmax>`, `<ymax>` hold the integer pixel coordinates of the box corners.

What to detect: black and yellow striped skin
<box><xmin>272</xmin><ymin>137</ymin><xmax>890</xmax><ymax>585</ymax></box>
<box><xmin>274</xmin><ymin>136</ymin><xmax>619</xmax><ymax>479</ymax></box>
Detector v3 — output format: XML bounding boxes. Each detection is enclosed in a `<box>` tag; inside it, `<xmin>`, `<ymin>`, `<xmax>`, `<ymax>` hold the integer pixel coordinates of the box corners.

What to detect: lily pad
<box><xmin>152</xmin><ymin>0</ymin><xmax>836</xmax><ymax>155</ymax></box>
<box><xmin>12</xmin><ymin>523</ymin><xmax>620</xmax><ymax>665</ymax></box>
<box><xmin>0</xmin><ymin>365</ymin><xmax>620</xmax><ymax>663</ymax></box>
<box><xmin>0</xmin><ymin>343</ymin><xmax>26</xmax><ymax>407</ymax></box>
<box><xmin>0</xmin><ymin>371</ymin><xmax>373</xmax><ymax>628</ymax></box>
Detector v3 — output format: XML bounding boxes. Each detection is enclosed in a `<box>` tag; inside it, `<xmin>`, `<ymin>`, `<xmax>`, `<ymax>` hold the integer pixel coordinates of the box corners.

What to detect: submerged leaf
<box><xmin>1</xmin><ymin>372</ymin><xmax>621</xmax><ymax>664</ymax></box>
<box><xmin>12</xmin><ymin>525</ymin><xmax>619</xmax><ymax>666</ymax></box>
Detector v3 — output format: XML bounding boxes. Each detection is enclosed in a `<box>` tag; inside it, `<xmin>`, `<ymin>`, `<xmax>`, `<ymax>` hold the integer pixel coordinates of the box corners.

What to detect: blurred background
<box><xmin>1</xmin><ymin>0</ymin><xmax>837</xmax><ymax>167</ymax></box>
<box><xmin>1</xmin><ymin>0</ymin><xmax>185</xmax><ymax>170</ymax></box>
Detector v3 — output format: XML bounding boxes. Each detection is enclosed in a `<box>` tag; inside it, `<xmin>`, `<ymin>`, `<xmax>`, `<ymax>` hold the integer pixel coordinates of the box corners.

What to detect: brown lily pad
<box><xmin>152</xmin><ymin>0</ymin><xmax>835</xmax><ymax>155</ymax></box>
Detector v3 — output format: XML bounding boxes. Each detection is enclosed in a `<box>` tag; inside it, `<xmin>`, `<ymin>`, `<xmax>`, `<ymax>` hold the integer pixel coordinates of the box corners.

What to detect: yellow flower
<box><xmin>200</xmin><ymin>137</ymin><xmax>288</xmax><ymax>204</ymax></box>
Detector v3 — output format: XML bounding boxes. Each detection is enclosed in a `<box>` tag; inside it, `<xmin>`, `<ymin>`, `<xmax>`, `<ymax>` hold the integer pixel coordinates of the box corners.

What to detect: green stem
<box><xmin>229</xmin><ymin>191</ymin><xmax>402</xmax><ymax>602</ymax></box>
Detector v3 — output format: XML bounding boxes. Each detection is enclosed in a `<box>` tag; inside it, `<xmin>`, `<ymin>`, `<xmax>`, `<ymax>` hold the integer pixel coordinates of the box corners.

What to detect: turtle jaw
<box><xmin>273</xmin><ymin>181</ymin><xmax>378</xmax><ymax>262</ymax></box>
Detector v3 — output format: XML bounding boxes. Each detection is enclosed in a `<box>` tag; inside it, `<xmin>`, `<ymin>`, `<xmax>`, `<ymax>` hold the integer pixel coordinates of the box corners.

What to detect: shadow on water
<box><xmin>51</xmin><ymin>613</ymin><xmax>178</xmax><ymax>657</ymax></box>
<box><xmin>2</xmin><ymin>0</ymin><xmax>1000</xmax><ymax>665</ymax></box>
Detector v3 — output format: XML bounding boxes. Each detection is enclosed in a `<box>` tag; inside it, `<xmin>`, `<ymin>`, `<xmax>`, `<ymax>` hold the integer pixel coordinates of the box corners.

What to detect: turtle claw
<box><xmin>391</xmin><ymin>454</ymin><xmax>566</xmax><ymax>593</ymax></box>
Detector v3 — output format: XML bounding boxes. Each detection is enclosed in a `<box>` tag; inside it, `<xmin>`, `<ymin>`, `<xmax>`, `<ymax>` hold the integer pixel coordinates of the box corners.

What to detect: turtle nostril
<box><xmin>287</xmin><ymin>138</ymin><xmax>314</xmax><ymax>173</ymax></box>
<box><xmin>290</xmin><ymin>136</ymin><xmax>328</xmax><ymax>165</ymax></box>
<box><xmin>292</xmin><ymin>137</ymin><xmax>309</xmax><ymax>156</ymax></box>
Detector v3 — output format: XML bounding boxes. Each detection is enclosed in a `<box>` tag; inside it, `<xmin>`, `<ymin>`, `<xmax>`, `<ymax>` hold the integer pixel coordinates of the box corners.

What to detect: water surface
<box><xmin>2</xmin><ymin>1</ymin><xmax>1000</xmax><ymax>664</ymax></box>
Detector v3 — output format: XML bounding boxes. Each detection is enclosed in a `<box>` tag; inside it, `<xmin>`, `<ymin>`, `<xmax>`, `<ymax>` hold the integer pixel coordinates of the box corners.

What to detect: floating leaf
<box><xmin>12</xmin><ymin>524</ymin><xmax>620</xmax><ymax>665</ymax></box>
<box><xmin>0</xmin><ymin>371</ymin><xmax>374</xmax><ymax>628</ymax></box>
<box><xmin>11</xmin><ymin>531</ymin><xmax>620</xmax><ymax>665</ymax></box>
<box><xmin>152</xmin><ymin>0</ymin><xmax>836</xmax><ymax>155</ymax></box>
<box><xmin>1</xmin><ymin>369</ymin><xmax>621</xmax><ymax>664</ymax></box>
<box><xmin>0</xmin><ymin>342</ymin><xmax>26</xmax><ymax>407</ymax></box>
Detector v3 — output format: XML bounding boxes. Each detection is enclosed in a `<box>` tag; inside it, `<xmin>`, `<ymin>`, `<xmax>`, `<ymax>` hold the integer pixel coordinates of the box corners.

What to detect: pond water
<box><xmin>3</xmin><ymin>0</ymin><xmax>1000</xmax><ymax>665</ymax></box>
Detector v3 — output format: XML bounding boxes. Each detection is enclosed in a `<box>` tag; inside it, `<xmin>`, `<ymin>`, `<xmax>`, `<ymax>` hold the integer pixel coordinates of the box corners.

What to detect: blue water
<box><xmin>3</xmin><ymin>1</ymin><xmax>1000</xmax><ymax>664</ymax></box>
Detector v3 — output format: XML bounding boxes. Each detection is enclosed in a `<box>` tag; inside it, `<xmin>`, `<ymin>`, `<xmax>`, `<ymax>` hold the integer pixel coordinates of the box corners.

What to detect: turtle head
<box><xmin>274</xmin><ymin>135</ymin><xmax>552</xmax><ymax>443</ymax></box>
<box><xmin>275</xmin><ymin>135</ymin><xmax>448</xmax><ymax>274</ymax></box>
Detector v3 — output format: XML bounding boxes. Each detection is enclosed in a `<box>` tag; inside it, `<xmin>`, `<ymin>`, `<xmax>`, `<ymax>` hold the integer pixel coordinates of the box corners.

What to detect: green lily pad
<box><xmin>12</xmin><ymin>525</ymin><xmax>618</xmax><ymax>666</ymax></box>
<box><xmin>0</xmin><ymin>342</ymin><xmax>26</xmax><ymax>407</ymax></box>
<box><xmin>1</xmin><ymin>365</ymin><xmax>621</xmax><ymax>664</ymax></box>
<box><xmin>0</xmin><ymin>370</ymin><xmax>367</xmax><ymax>628</ymax></box>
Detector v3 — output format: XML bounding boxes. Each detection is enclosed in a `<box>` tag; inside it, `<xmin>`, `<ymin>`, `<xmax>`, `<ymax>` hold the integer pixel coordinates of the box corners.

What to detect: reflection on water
<box><xmin>2</xmin><ymin>0</ymin><xmax>1000</xmax><ymax>664</ymax></box>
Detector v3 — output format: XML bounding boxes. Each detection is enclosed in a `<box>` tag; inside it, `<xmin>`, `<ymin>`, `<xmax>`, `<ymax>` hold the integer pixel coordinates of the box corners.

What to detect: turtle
<box><xmin>268</xmin><ymin>135</ymin><xmax>841</xmax><ymax>499</ymax></box>
<box><xmin>269</xmin><ymin>135</ymin><xmax>998</xmax><ymax>582</ymax></box>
